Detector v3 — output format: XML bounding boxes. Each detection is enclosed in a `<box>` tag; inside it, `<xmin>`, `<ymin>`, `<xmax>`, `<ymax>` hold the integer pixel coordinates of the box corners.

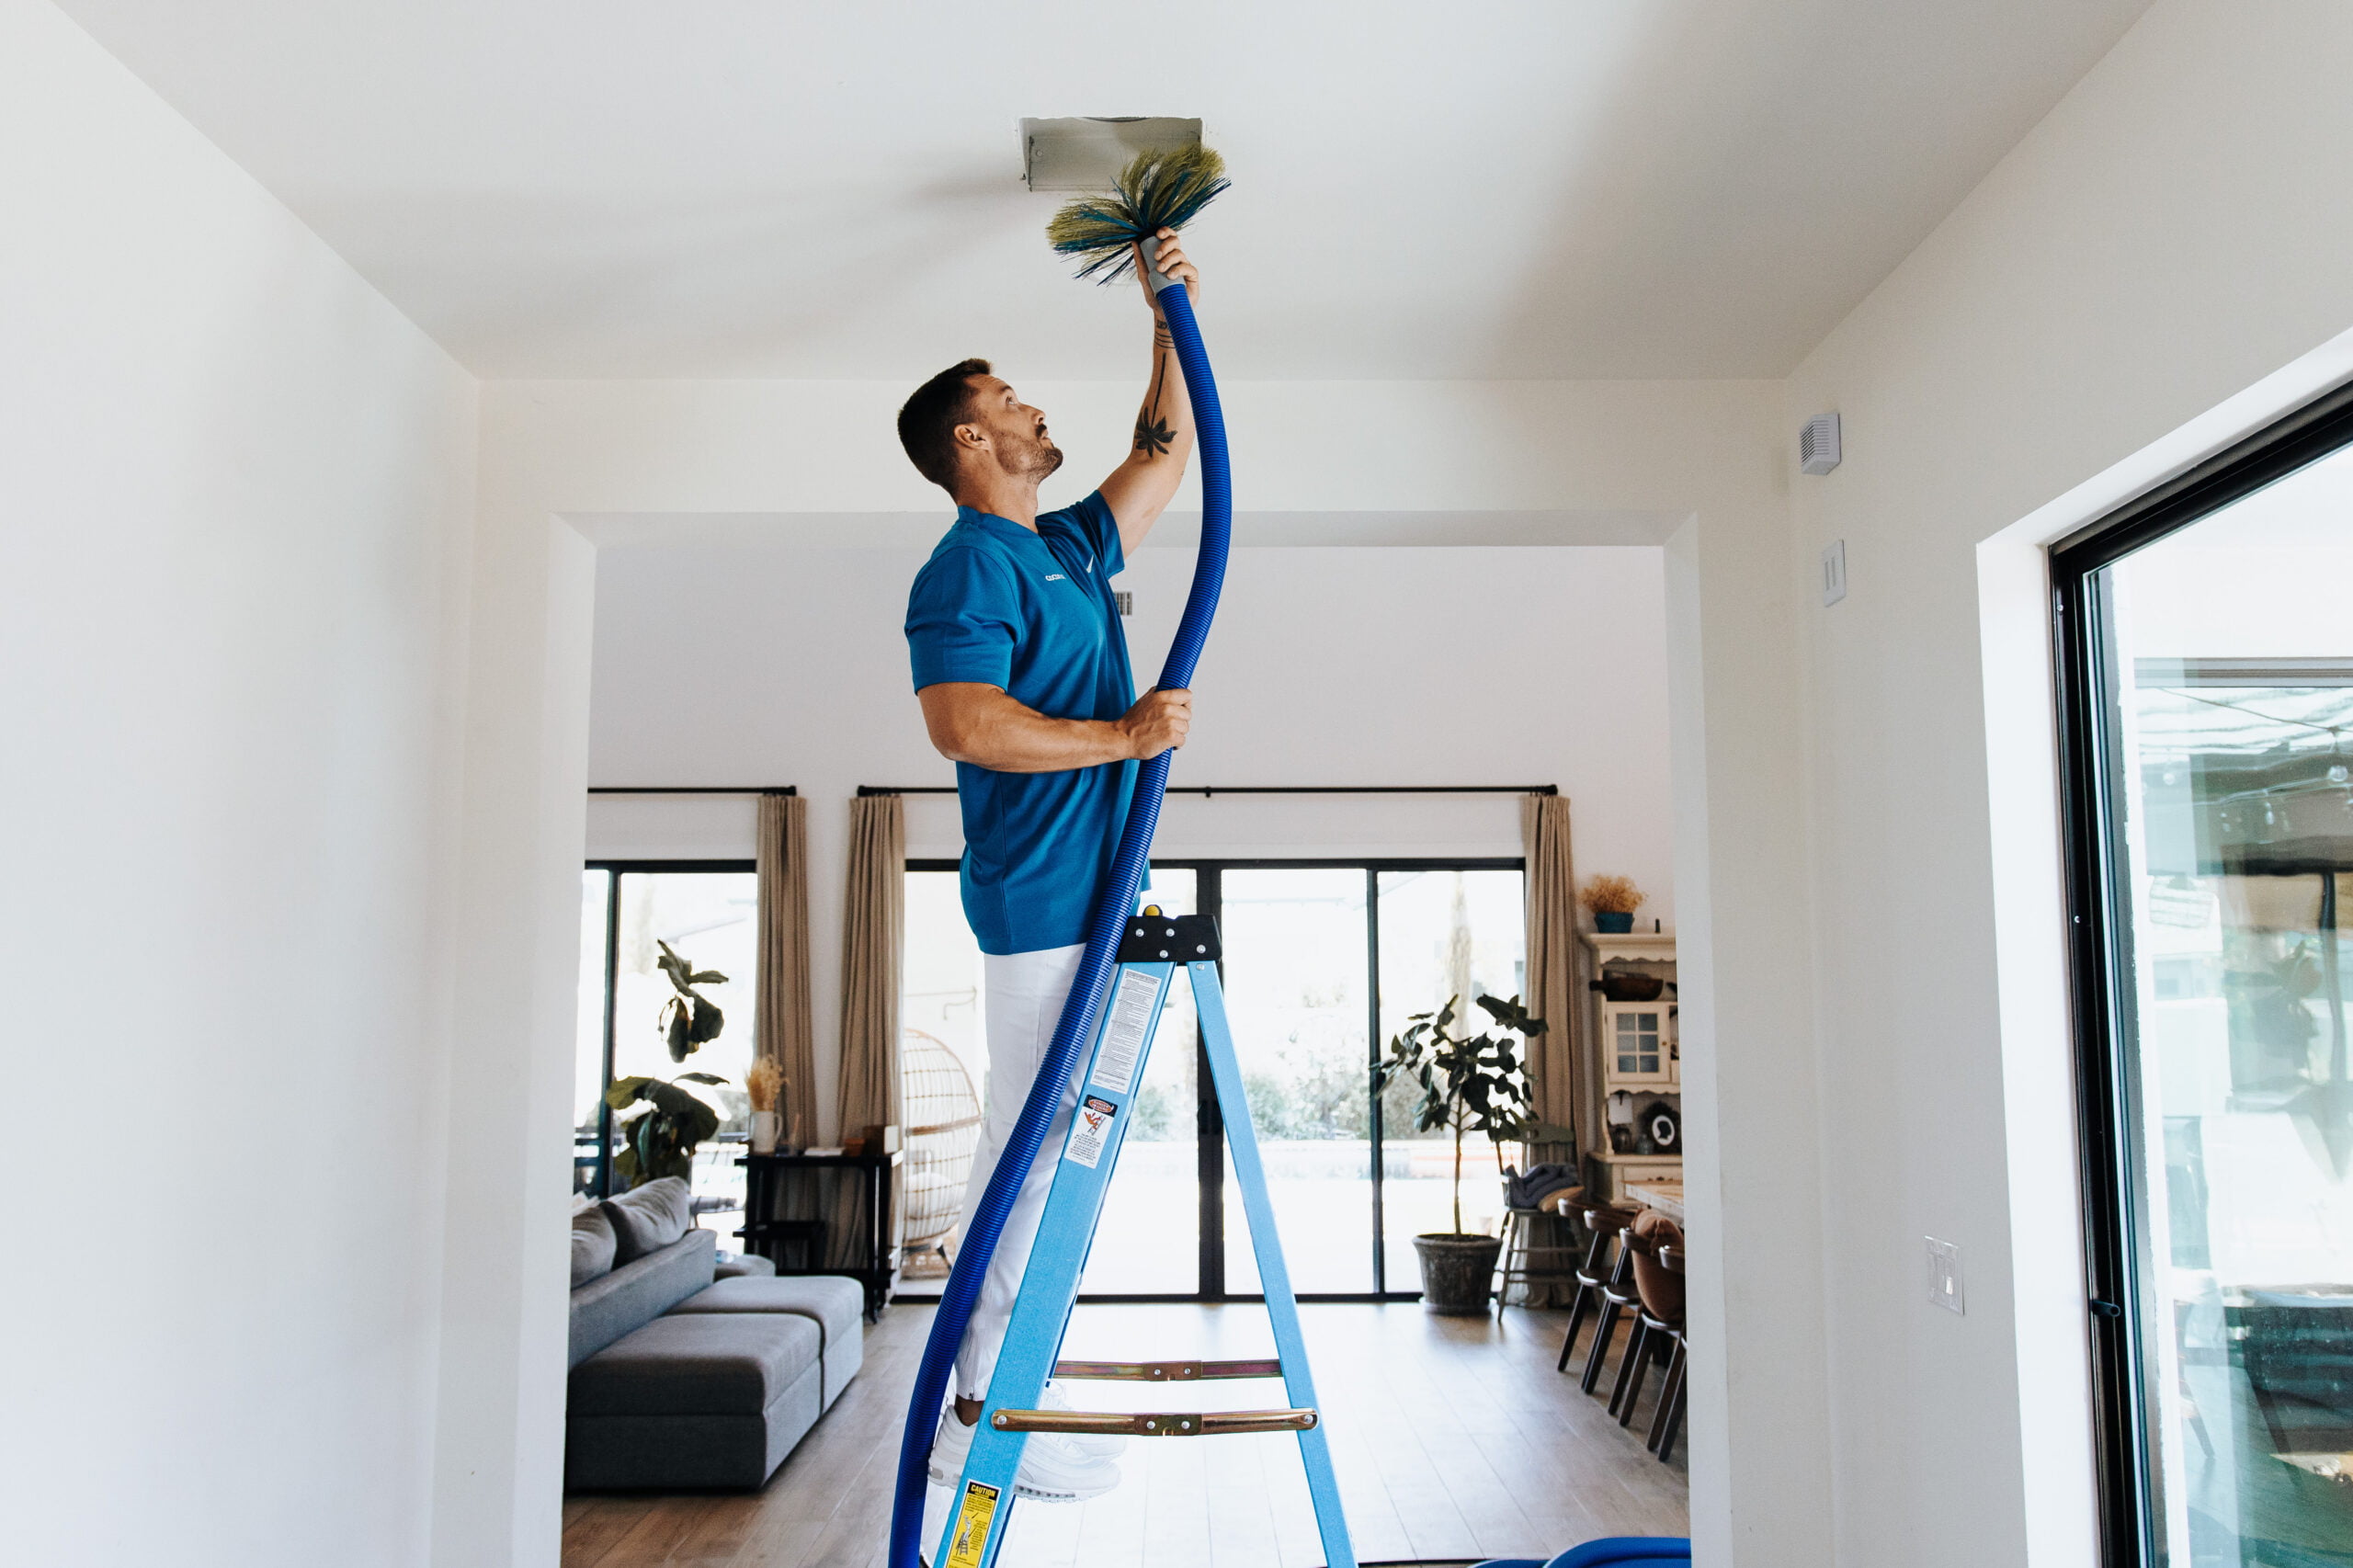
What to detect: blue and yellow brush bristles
<box><xmin>1046</xmin><ymin>142</ymin><xmax>1230</xmax><ymax>284</ymax></box>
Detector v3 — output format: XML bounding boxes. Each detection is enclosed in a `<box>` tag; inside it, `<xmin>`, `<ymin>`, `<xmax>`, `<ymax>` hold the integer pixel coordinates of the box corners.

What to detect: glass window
<box><xmin>900</xmin><ymin>865</ymin><xmax>1202</xmax><ymax>1295</ymax></box>
<box><xmin>1375</xmin><ymin>869</ymin><xmax>1529</xmax><ymax>1281</ymax></box>
<box><xmin>575</xmin><ymin>867</ymin><xmax>757</xmax><ymax>1239</ymax></box>
<box><xmin>902</xmin><ymin>867</ymin><xmax>987</xmax><ymax>1284</ymax></box>
<box><xmin>1224</xmin><ymin>868</ymin><xmax>1372</xmax><ymax>1294</ymax></box>
<box><xmin>1616</xmin><ymin>1011</ymin><xmax>1663</xmax><ymax>1074</ymax></box>
<box><xmin>894</xmin><ymin>858</ymin><xmax>1529</xmax><ymax>1301</ymax></box>
<box><xmin>2065</xmin><ymin>435</ymin><xmax>2353</xmax><ymax>1563</ymax></box>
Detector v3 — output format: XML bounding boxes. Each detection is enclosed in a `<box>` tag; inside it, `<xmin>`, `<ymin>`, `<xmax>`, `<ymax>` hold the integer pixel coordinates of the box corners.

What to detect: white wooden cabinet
<box><xmin>1600</xmin><ymin>998</ymin><xmax>1677</xmax><ymax>1090</ymax></box>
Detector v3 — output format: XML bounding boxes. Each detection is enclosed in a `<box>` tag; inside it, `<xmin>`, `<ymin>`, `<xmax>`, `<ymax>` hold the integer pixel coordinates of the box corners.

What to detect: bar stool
<box><xmin>1578</xmin><ymin>1221</ymin><xmax>1643</xmax><ymax>1396</ymax></box>
<box><xmin>1555</xmin><ymin>1198</ymin><xmax>1639</xmax><ymax>1372</ymax></box>
<box><xmin>1648</xmin><ymin>1243</ymin><xmax>1688</xmax><ymax>1462</ymax></box>
<box><xmin>1495</xmin><ymin>1205</ymin><xmax>1582</xmax><ymax>1305</ymax></box>
<box><xmin>1609</xmin><ymin>1224</ymin><xmax>1684</xmax><ymax>1431</ymax></box>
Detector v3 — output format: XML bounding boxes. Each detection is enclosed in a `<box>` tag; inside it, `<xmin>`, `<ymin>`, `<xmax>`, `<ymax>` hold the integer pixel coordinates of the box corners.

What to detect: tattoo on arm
<box><xmin>1134</xmin><ymin>332</ymin><xmax>1179</xmax><ymax>456</ymax></box>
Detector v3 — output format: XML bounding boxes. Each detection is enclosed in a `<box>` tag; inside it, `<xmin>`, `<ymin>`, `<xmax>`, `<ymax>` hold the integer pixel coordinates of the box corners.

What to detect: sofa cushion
<box><xmin>569</xmin><ymin>1311</ymin><xmax>821</xmax><ymax>1418</ymax></box>
<box><xmin>570</xmin><ymin>1204</ymin><xmax>617</xmax><ymax>1288</ymax></box>
<box><xmin>601</xmin><ymin>1176</ymin><xmax>693</xmax><ymax>1264</ymax></box>
<box><xmin>672</xmin><ymin>1276</ymin><xmax>863</xmax><ymax>1344</ymax></box>
<box><xmin>668</xmin><ymin>1274</ymin><xmax>865</xmax><ymax>1403</ymax></box>
<box><xmin>568</xmin><ymin>1227</ymin><xmax>715</xmax><ymax>1369</ymax></box>
<box><xmin>565</xmin><ymin>1359</ymin><xmax>824</xmax><ymax>1492</ymax></box>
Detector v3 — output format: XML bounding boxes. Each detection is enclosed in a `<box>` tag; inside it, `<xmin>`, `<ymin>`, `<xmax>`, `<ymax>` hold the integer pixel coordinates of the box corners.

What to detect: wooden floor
<box><xmin>562</xmin><ymin>1302</ymin><xmax>1688</xmax><ymax>1568</ymax></box>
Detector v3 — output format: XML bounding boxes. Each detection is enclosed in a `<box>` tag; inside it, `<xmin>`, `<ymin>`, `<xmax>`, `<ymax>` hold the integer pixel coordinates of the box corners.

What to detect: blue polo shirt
<box><xmin>905</xmin><ymin>493</ymin><xmax>1137</xmax><ymax>955</ymax></box>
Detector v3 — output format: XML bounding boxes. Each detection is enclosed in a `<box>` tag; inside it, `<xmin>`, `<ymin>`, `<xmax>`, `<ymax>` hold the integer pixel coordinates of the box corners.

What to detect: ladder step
<box><xmin>1052</xmin><ymin>1358</ymin><xmax>1284</xmax><ymax>1381</ymax></box>
<box><xmin>991</xmin><ymin>1407</ymin><xmax>1319</xmax><ymax>1437</ymax></box>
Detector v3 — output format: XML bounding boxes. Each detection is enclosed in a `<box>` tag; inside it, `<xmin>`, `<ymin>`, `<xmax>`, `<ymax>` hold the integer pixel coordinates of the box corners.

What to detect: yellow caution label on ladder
<box><xmin>944</xmin><ymin>1480</ymin><xmax>1000</xmax><ymax>1568</ymax></box>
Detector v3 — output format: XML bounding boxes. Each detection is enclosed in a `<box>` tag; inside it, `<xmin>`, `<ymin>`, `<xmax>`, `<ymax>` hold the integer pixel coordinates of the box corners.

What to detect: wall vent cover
<box><xmin>1800</xmin><ymin>412</ymin><xmax>1842</xmax><ymax>475</ymax></box>
<box><xmin>1114</xmin><ymin>591</ymin><xmax>1133</xmax><ymax>617</ymax></box>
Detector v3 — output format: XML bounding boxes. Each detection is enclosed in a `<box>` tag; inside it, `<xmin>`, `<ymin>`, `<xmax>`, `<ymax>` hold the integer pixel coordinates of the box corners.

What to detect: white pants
<box><xmin>951</xmin><ymin>943</ymin><xmax>1088</xmax><ymax>1403</ymax></box>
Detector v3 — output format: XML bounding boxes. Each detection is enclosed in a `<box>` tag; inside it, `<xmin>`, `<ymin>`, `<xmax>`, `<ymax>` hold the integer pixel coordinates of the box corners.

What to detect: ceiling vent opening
<box><xmin>1021</xmin><ymin>118</ymin><xmax>1202</xmax><ymax>192</ymax></box>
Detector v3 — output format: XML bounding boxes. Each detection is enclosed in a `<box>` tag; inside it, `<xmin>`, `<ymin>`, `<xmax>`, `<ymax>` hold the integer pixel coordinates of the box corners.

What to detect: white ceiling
<box><xmin>57</xmin><ymin>0</ymin><xmax>2149</xmax><ymax>381</ymax></box>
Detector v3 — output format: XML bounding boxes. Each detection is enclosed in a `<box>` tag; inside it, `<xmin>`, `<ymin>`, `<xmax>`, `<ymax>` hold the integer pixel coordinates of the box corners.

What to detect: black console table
<box><xmin>737</xmin><ymin>1149</ymin><xmax>902</xmax><ymax>1321</ymax></box>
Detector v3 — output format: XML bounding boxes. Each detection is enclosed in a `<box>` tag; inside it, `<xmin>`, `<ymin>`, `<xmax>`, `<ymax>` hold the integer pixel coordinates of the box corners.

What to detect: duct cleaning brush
<box><xmin>1045</xmin><ymin>142</ymin><xmax>1229</xmax><ymax>287</ymax></box>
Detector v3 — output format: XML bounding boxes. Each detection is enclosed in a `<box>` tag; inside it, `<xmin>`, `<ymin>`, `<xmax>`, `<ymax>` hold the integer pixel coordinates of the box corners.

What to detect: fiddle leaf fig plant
<box><xmin>606</xmin><ymin>1072</ymin><xmax>728</xmax><ymax>1187</ymax></box>
<box><xmin>656</xmin><ymin>939</ymin><xmax>728</xmax><ymax>1062</ymax></box>
<box><xmin>1379</xmin><ymin>993</ymin><xmax>1544</xmax><ymax>1236</ymax></box>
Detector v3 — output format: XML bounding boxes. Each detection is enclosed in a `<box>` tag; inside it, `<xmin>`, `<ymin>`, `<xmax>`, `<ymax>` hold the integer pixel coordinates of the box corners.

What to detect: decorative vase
<box><xmin>1595</xmin><ymin>911</ymin><xmax>1635</xmax><ymax>934</ymax></box>
<box><xmin>1412</xmin><ymin>1233</ymin><xmax>1504</xmax><ymax>1315</ymax></box>
<box><xmin>750</xmin><ymin>1110</ymin><xmax>781</xmax><ymax>1155</ymax></box>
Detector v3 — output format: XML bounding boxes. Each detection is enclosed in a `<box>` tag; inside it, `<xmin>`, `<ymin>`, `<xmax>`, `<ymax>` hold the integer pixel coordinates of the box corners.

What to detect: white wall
<box><xmin>585</xmin><ymin>540</ymin><xmax>1676</xmax><ymax>1138</ymax></box>
<box><xmin>1780</xmin><ymin>2</ymin><xmax>2353</xmax><ymax>1565</ymax></box>
<box><xmin>0</xmin><ymin>4</ymin><xmax>476</xmax><ymax>1565</ymax></box>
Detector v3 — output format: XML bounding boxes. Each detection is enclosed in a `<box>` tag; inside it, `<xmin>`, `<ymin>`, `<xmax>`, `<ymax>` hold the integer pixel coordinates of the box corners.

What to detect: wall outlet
<box><xmin>1927</xmin><ymin>1236</ymin><xmax>1964</xmax><ymax>1314</ymax></box>
<box><xmin>1821</xmin><ymin>540</ymin><xmax>1847</xmax><ymax>606</ymax></box>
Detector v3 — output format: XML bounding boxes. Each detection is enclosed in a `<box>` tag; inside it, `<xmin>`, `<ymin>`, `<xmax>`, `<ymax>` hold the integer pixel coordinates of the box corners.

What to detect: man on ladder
<box><xmin>897</xmin><ymin>231</ymin><xmax>1203</xmax><ymax>1508</ymax></box>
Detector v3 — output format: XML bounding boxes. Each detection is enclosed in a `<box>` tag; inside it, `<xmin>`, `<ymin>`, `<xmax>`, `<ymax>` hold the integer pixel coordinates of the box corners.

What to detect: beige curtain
<box><xmin>835</xmin><ymin>793</ymin><xmax>905</xmax><ymax>1276</ymax></box>
<box><xmin>1518</xmin><ymin>790</ymin><xmax>1583</xmax><ymax>1305</ymax></box>
<box><xmin>755</xmin><ymin>792</ymin><xmax>815</xmax><ymax>1147</ymax></box>
<box><xmin>1522</xmin><ymin>791</ymin><xmax>1582</xmax><ymax>1146</ymax></box>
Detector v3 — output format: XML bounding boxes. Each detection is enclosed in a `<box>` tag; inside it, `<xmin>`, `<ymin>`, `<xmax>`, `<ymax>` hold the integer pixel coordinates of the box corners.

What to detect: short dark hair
<box><xmin>897</xmin><ymin>358</ymin><xmax>992</xmax><ymax>491</ymax></box>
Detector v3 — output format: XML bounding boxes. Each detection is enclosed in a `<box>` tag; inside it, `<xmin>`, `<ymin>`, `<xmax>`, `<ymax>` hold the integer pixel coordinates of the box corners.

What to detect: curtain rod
<box><xmin>588</xmin><ymin>786</ymin><xmax>797</xmax><ymax>796</ymax></box>
<box><xmin>858</xmin><ymin>784</ymin><xmax>1557</xmax><ymax>798</ymax></box>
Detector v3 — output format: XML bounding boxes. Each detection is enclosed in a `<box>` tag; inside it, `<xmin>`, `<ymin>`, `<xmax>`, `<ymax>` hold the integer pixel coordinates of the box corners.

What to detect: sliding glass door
<box><xmin>2055</xmin><ymin>397</ymin><xmax>2353</xmax><ymax>1565</ymax></box>
<box><xmin>904</xmin><ymin>858</ymin><xmax>1526</xmax><ymax>1301</ymax></box>
<box><xmin>1220</xmin><ymin>867</ymin><xmax>1375</xmax><ymax>1294</ymax></box>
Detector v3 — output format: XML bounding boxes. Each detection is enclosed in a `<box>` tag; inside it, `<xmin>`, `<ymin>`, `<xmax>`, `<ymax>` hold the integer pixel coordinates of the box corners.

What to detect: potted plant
<box><xmin>656</xmin><ymin>939</ymin><xmax>729</xmax><ymax>1062</ymax></box>
<box><xmin>605</xmin><ymin>1072</ymin><xmax>730</xmax><ymax>1187</ymax></box>
<box><xmin>1581</xmin><ymin>874</ymin><xmax>1645</xmax><ymax>935</ymax></box>
<box><xmin>1379</xmin><ymin>993</ymin><xmax>1544</xmax><ymax>1314</ymax></box>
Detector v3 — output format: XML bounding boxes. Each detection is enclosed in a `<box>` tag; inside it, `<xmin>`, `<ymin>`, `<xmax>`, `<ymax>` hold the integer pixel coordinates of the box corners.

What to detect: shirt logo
<box><xmin>1044</xmin><ymin>574</ymin><xmax>1066</xmax><ymax>582</ymax></box>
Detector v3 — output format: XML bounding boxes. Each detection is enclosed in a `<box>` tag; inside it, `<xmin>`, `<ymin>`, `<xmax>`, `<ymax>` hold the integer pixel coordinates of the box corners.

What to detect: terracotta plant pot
<box><xmin>1413</xmin><ymin>1233</ymin><xmax>1503</xmax><ymax>1315</ymax></box>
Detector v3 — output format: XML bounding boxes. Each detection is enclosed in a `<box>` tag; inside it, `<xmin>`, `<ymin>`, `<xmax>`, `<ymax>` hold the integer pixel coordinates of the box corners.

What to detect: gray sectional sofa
<box><xmin>566</xmin><ymin>1177</ymin><xmax>865</xmax><ymax>1491</ymax></box>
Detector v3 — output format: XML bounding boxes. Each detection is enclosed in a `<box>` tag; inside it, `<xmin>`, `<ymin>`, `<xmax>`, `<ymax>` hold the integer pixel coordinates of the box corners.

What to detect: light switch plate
<box><xmin>1822</xmin><ymin>540</ymin><xmax>1847</xmax><ymax>606</ymax></box>
<box><xmin>1927</xmin><ymin>1236</ymin><xmax>1964</xmax><ymax>1314</ymax></box>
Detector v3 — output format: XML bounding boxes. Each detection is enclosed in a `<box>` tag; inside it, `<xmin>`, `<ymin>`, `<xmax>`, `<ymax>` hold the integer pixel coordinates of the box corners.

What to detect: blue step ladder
<box><xmin>934</xmin><ymin>908</ymin><xmax>1358</xmax><ymax>1568</ymax></box>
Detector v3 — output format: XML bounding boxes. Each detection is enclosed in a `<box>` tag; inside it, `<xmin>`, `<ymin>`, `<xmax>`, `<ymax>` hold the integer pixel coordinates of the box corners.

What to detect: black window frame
<box><xmin>580</xmin><ymin>858</ymin><xmax>757</xmax><ymax>1199</ymax></box>
<box><xmin>904</xmin><ymin>855</ymin><xmax>1529</xmax><ymax>1304</ymax></box>
<box><xmin>2050</xmin><ymin>380</ymin><xmax>2353</xmax><ymax>1568</ymax></box>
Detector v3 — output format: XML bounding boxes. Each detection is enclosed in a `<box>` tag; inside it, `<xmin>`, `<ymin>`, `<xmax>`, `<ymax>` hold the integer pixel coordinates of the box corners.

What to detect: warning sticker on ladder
<box><xmin>944</xmin><ymin>1480</ymin><xmax>999</xmax><ymax>1568</ymax></box>
<box><xmin>1089</xmin><ymin>969</ymin><xmax>1159</xmax><ymax>1096</ymax></box>
<box><xmin>1063</xmin><ymin>1095</ymin><xmax>1120</xmax><ymax>1168</ymax></box>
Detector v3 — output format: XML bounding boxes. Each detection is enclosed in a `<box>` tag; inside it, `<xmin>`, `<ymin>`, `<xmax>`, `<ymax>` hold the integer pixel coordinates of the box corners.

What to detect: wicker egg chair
<box><xmin>900</xmin><ymin>1028</ymin><xmax>983</xmax><ymax>1278</ymax></box>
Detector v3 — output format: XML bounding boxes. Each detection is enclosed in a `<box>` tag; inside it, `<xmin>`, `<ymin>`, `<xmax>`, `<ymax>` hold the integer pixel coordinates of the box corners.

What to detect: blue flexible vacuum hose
<box><xmin>886</xmin><ymin>261</ymin><xmax>1228</xmax><ymax>1568</ymax></box>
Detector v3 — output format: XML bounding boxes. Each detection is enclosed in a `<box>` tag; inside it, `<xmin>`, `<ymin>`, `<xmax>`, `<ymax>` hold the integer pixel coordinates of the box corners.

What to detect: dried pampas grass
<box><xmin>745</xmin><ymin>1057</ymin><xmax>785</xmax><ymax>1113</ymax></box>
<box><xmin>1579</xmin><ymin>874</ymin><xmax>1645</xmax><ymax>915</ymax></box>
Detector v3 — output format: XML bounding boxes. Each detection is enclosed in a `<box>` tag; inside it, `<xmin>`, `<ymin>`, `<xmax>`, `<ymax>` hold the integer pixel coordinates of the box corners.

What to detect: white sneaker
<box><xmin>927</xmin><ymin>1407</ymin><xmax>1122</xmax><ymax>1502</ymax></box>
<box><xmin>1038</xmin><ymin>1383</ymin><xmax>1127</xmax><ymax>1460</ymax></box>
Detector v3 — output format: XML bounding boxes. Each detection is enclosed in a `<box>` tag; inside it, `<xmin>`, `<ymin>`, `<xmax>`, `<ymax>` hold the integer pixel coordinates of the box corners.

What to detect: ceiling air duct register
<box><xmin>1021</xmin><ymin>118</ymin><xmax>1202</xmax><ymax>191</ymax></box>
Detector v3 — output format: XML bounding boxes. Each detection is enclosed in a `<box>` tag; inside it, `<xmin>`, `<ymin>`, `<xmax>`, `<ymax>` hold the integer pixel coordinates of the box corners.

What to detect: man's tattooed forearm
<box><xmin>1134</xmin><ymin>343</ymin><xmax>1178</xmax><ymax>455</ymax></box>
